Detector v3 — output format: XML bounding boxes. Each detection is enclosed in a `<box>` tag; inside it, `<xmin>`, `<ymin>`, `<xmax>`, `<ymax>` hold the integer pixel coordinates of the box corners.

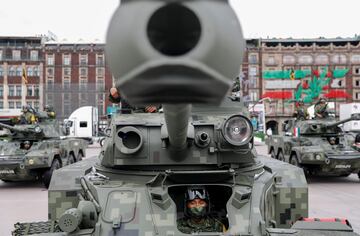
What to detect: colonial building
<box><xmin>244</xmin><ymin>37</ymin><xmax>360</xmax><ymax>133</ymax></box>
<box><xmin>0</xmin><ymin>36</ymin><xmax>44</xmax><ymax>110</ymax></box>
<box><xmin>43</xmin><ymin>41</ymin><xmax>113</xmax><ymax>119</ymax></box>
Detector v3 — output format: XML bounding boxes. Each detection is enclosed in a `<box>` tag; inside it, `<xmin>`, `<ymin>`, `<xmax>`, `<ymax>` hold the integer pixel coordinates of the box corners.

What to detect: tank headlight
<box><xmin>222</xmin><ymin>115</ymin><xmax>253</xmax><ymax>146</ymax></box>
<box><xmin>315</xmin><ymin>154</ymin><xmax>322</xmax><ymax>160</ymax></box>
<box><xmin>34</xmin><ymin>126</ymin><xmax>42</xmax><ymax>133</ymax></box>
<box><xmin>29</xmin><ymin>159</ymin><xmax>34</xmax><ymax>165</ymax></box>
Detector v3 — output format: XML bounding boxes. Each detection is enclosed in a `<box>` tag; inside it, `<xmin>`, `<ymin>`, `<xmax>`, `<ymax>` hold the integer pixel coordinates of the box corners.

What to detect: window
<box><xmin>332</xmin><ymin>54</ymin><xmax>347</xmax><ymax>64</ymax></box>
<box><xmin>79</xmin><ymin>93</ymin><xmax>88</xmax><ymax>106</ymax></box>
<box><xmin>0</xmin><ymin>101</ymin><xmax>3</xmax><ymax>109</ymax></box>
<box><xmin>64</xmin><ymin>68</ymin><xmax>71</xmax><ymax>76</ymax></box>
<box><xmin>46</xmin><ymin>94</ymin><xmax>54</xmax><ymax>105</ymax></box>
<box><xmin>80</xmin><ymin>121</ymin><xmax>88</xmax><ymax>128</ymax></box>
<box><xmin>248</xmin><ymin>54</ymin><xmax>258</xmax><ymax>64</ymax></box>
<box><xmin>47</xmin><ymin>55</ymin><xmax>54</xmax><ymax>65</ymax></box>
<box><xmin>79</xmin><ymin>54</ymin><xmax>87</xmax><ymax>66</ymax></box>
<box><xmin>96</xmin><ymin>79</ymin><xmax>104</xmax><ymax>91</ymax></box>
<box><xmin>266</xmin><ymin>56</ymin><xmax>276</xmax><ymax>65</ymax></box>
<box><xmin>283</xmin><ymin>55</ymin><xmax>296</xmax><ymax>65</ymax></box>
<box><xmin>0</xmin><ymin>50</ymin><xmax>2</xmax><ymax>60</ymax></box>
<box><xmin>47</xmin><ymin>67</ymin><xmax>54</xmax><ymax>77</ymax></box>
<box><xmin>298</xmin><ymin>55</ymin><xmax>313</xmax><ymax>64</ymax></box>
<box><xmin>26</xmin><ymin>67</ymin><xmax>33</xmax><ymax>76</ymax></box>
<box><xmin>9</xmin><ymin>67</ymin><xmax>15</xmax><ymax>76</ymax></box>
<box><xmin>80</xmin><ymin>79</ymin><xmax>87</xmax><ymax>90</ymax></box>
<box><xmin>16</xmin><ymin>101</ymin><xmax>21</xmax><ymax>109</ymax></box>
<box><xmin>315</xmin><ymin>54</ymin><xmax>329</xmax><ymax>65</ymax></box>
<box><xmin>27</xmin><ymin>86</ymin><xmax>33</xmax><ymax>96</ymax></box>
<box><xmin>80</xmin><ymin>67</ymin><xmax>87</xmax><ymax>77</ymax></box>
<box><xmin>354</xmin><ymin>91</ymin><xmax>360</xmax><ymax>100</ymax></box>
<box><xmin>15</xmin><ymin>86</ymin><xmax>21</xmax><ymax>96</ymax></box>
<box><xmin>8</xmin><ymin>101</ymin><xmax>15</xmax><ymax>109</ymax></box>
<box><xmin>96</xmin><ymin>68</ymin><xmax>104</xmax><ymax>77</ymax></box>
<box><xmin>30</xmin><ymin>50</ymin><xmax>38</xmax><ymax>61</ymax></box>
<box><xmin>16</xmin><ymin>67</ymin><xmax>22</xmax><ymax>76</ymax></box>
<box><xmin>63</xmin><ymin>54</ymin><xmax>71</xmax><ymax>65</ymax></box>
<box><xmin>0</xmin><ymin>86</ymin><xmax>3</xmax><ymax>97</ymax></box>
<box><xmin>63</xmin><ymin>78</ymin><xmax>71</xmax><ymax>89</ymax></box>
<box><xmin>354</xmin><ymin>67</ymin><xmax>360</xmax><ymax>75</ymax></box>
<box><xmin>34</xmin><ymin>67</ymin><xmax>39</xmax><ymax>76</ymax></box>
<box><xmin>351</xmin><ymin>55</ymin><xmax>360</xmax><ymax>64</ymax></box>
<box><xmin>34</xmin><ymin>101</ymin><xmax>39</xmax><ymax>110</ymax></box>
<box><xmin>355</xmin><ymin>79</ymin><xmax>360</xmax><ymax>87</ymax></box>
<box><xmin>34</xmin><ymin>85</ymin><xmax>39</xmax><ymax>97</ymax></box>
<box><xmin>12</xmin><ymin>50</ymin><xmax>21</xmax><ymax>60</ymax></box>
<box><xmin>0</xmin><ymin>66</ymin><xmax>3</xmax><ymax>76</ymax></box>
<box><xmin>47</xmin><ymin>79</ymin><xmax>54</xmax><ymax>89</ymax></box>
<box><xmin>8</xmin><ymin>85</ymin><xmax>15</xmax><ymax>96</ymax></box>
<box><xmin>249</xmin><ymin>66</ymin><xmax>257</xmax><ymax>76</ymax></box>
<box><xmin>96</xmin><ymin>54</ymin><xmax>104</xmax><ymax>66</ymax></box>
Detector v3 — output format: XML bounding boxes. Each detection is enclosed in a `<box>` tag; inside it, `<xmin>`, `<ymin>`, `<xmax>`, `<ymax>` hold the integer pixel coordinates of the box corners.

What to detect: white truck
<box><xmin>64</xmin><ymin>106</ymin><xmax>100</xmax><ymax>143</ymax></box>
<box><xmin>339</xmin><ymin>103</ymin><xmax>360</xmax><ymax>132</ymax></box>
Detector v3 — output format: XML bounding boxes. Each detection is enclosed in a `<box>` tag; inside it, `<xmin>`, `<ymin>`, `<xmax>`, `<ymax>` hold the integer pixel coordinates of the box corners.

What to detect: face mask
<box><xmin>189</xmin><ymin>206</ymin><xmax>206</xmax><ymax>218</ymax></box>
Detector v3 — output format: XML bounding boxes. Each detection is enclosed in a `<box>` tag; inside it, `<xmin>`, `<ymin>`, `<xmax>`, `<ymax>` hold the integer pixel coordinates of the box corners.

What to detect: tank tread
<box><xmin>12</xmin><ymin>221</ymin><xmax>61</xmax><ymax>235</ymax></box>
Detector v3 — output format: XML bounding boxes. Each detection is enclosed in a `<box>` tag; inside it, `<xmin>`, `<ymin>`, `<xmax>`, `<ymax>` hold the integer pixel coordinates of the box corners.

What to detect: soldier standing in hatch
<box><xmin>293</xmin><ymin>100</ymin><xmax>309</xmax><ymax>120</ymax></box>
<box><xmin>20</xmin><ymin>105</ymin><xmax>36</xmax><ymax>124</ymax></box>
<box><xmin>314</xmin><ymin>98</ymin><xmax>329</xmax><ymax>119</ymax></box>
<box><xmin>44</xmin><ymin>105</ymin><xmax>56</xmax><ymax>119</ymax></box>
<box><xmin>177</xmin><ymin>186</ymin><xmax>226</xmax><ymax>234</ymax></box>
<box><xmin>109</xmin><ymin>87</ymin><xmax>158</xmax><ymax>113</ymax></box>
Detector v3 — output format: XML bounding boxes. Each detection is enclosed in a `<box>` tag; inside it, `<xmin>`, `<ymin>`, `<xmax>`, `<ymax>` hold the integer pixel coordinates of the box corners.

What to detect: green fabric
<box><xmin>333</xmin><ymin>69</ymin><xmax>349</xmax><ymax>78</ymax></box>
<box><xmin>263</xmin><ymin>70</ymin><xmax>311</xmax><ymax>79</ymax></box>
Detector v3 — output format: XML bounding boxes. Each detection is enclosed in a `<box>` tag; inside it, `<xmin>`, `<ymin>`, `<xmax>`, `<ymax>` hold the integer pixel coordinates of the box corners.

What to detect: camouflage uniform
<box><xmin>293</xmin><ymin>106</ymin><xmax>309</xmax><ymax>120</ymax></box>
<box><xmin>314</xmin><ymin>102</ymin><xmax>328</xmax><ymax>119</ymax></box>
<box><xmin>177</xmin><ymin>217</ymin><xmax>225</xmax><ymax>234</ymax></box>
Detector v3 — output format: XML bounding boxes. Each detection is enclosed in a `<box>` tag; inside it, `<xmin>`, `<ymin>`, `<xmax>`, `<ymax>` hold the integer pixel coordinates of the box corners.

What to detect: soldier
<box><xmin>22</xmin><ymin>140</ymin><xmax>31</xmax><ymax>150</ymax></box>
<box><xmin>314</xmin><ymin>98</ymin><xmax>329</xmax><ymax>119</ymax></box>
<box><xmin>293</xmin><ymin>100</ymin><xmax>309</xmax><ymax>120</ymax></box>
<box><xmin>329</xmin><ymin>137</ymin><xmax>336</xmax><ymax>145</ymax></box>
<box><xmin>109</xmin><ymin>87</ymin><xmax>158</xmax><ymax>113</ymax></box>
<box><xmin>20</xmin><ymin>105</ymin><xmax>36</xmax><ymax>124</ymax></box>
<box><xmin>177</xmin><ymin>186</ymin><xmax>226</xmax><ymax>234</ymax></box>
<box><xmin>44</xmin><ymin>105</ymin><xmax>56</xmax><ymax>119</ymax></box>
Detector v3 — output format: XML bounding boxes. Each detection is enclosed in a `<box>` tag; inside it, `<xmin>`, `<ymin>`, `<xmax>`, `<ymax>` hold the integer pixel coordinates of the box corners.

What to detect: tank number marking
<box><xmin>0</xmin><ymin>169</ymin><xmax>15</xmax><ymax>174</ymax></box>
<box><xmin>335</xmin><ymin>165</ymin><xmax>351</xmax><ymax>169</ymax></box>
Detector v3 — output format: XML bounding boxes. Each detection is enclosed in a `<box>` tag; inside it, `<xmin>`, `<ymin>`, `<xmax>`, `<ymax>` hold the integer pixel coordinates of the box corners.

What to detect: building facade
<box><xmin>0</xmin><ymin>37</ymin><xmax>44</xmax><ymax>111</ymax></box>
<box><xmin>43</xmin><ymin>42</ymin><xmax>113</xmax><ymax>119</ymax></box>
<box><xmin>242</xmin><ymin>37</ymin><xmax>360</xmax><ymax>134</ymax></box>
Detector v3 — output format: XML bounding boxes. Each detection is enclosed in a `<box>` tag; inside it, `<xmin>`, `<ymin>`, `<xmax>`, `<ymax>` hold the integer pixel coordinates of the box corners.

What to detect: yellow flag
<box><xmin>22</xmin><ymin>66</ymin><xmax>28</xmax><ymax>84</ymax></box>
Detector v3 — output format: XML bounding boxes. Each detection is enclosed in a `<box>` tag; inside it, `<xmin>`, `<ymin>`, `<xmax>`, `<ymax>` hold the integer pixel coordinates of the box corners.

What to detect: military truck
<box><xmin>267</xmin><ymin>115</ymin><xmax>360</xmax><ymax>178</ymax></box>
<box><xmin>12</xmin><ymin>1</ymin><xmax>359</xmax><ymax>236</ymax></box>
<box><xmin>0</xmin><ymin>120</ymin><xmax>87</xmax><ymax>188</ymax></box>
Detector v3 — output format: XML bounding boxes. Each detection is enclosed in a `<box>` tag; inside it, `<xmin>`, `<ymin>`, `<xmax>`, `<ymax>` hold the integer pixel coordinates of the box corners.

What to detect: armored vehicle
<box><xmin>0</xmin><ymin>119</ymin><xmax>87</xmax><ymax>188</ymax></box>
<box><xmin>13</xmin><ymin>1</ymin><xmax>359</xmax><ymax>236</ymax></box>
<box><xmin>267</xmin><ymin>115</ymin><xmax>360</xmax><ymax>178</ymax></box>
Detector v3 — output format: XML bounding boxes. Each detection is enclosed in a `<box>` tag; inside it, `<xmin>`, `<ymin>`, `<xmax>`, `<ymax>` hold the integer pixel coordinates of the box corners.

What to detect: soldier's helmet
<box><xmin>22</xmin><ymin>105</ymin><xmax>28</xmax><ymax>112</ymax></box>
<box><xmin>44</xmin><ymin>105</ymin><xmax>53</xmax><ymax>112</ymax></box>
<box><xmin>184</xmin><ymin>186</ymin><xmax>211</xmax><ymax>217</ymax></box>
<box><xmin>319</xmin><ymin>97</ymin><xmax>327</xmax><ymax>103</ymax></box>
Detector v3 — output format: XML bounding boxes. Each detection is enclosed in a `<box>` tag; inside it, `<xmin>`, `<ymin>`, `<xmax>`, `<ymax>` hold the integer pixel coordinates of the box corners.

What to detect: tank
<box><xmin>0</xmin><ymin>118</ymin><xmax>87</xmax><ymax>188</ymax></box>
<box><xmin>267</xmin><ymin>114</ymin><xmax>360</xmax><ymax>178</ymax></box>
<box><xmin>13</xmin><ymin>1</ymin><xmax>359</xmax><ymax>235</ymax></box>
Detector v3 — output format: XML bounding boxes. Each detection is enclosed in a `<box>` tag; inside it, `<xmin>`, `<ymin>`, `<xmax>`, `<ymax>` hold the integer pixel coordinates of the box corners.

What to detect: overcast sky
<box><xmin>0</xmin><ymin>0</ymin><xmax>359</xmax><ymax>42</ymax></box>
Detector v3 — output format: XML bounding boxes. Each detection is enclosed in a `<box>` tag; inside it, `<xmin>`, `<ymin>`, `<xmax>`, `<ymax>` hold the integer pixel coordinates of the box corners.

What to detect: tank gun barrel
<box><xmin>326</xmin><ymin>113</ymin><xmax>360</xmax><ymax>128</ymax></box>
<box><xmin>0</xmin><ymin>122</ymin><xmax>42</xmax><ymax>134</ymax></box>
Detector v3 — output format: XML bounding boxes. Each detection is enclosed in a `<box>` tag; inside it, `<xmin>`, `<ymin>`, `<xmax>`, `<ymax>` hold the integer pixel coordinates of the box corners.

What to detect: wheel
<box><xmin>290</xmin><ymin>154</ymin><xmax>300</xmax><ymax>167</ymax></box>
<box><xmin>68</xmin><ymin>154</ymin><xmax>76</xmax><ymax>165</ymax></box>
<box><xmin>99</xmin><ymin>138</ymin><xmax>105</xmax><ymax>147</ymax></box>
<box><xmin>42</xmin><ymin>158</ymin><xmax>61</xmax><ymax>188</ymax></box>
<box><xmin>277</xmin><ymin>150</ymin><xmax>285</xmax><ymax>162</ymax></box>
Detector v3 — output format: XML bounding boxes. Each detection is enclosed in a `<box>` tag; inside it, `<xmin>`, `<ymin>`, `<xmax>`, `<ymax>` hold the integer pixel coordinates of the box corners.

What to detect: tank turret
<box><xmin>0</xmin><ymin>121</ymin><xmax>60</xmax><ymax>140</ymax></box>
